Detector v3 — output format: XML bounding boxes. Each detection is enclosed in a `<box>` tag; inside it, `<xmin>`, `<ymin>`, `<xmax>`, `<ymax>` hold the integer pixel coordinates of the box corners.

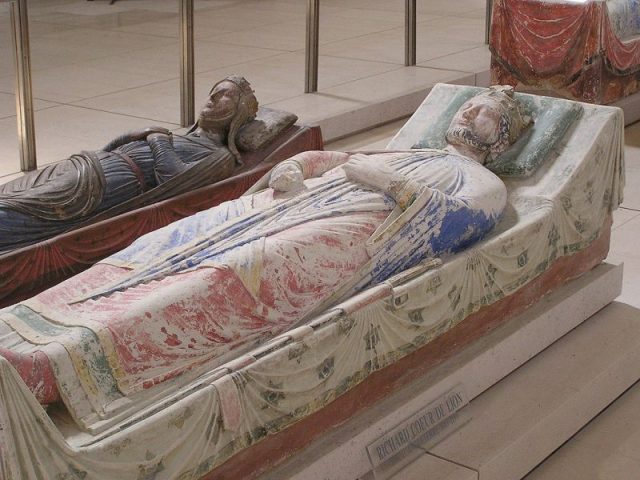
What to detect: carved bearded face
<box><xmin>445</xmin><ymin>87</ymin><xmax>530</xmax><ymax>159</ymax></box>
<box><xmin>198</xmin><ymin>80</ymin><xmax>243</xmax><ymax>131</ymax></box>
<box><xmin>446</xmin><ymin>97</ymin><xmax>503</xmax><ymax>152</ymax></box>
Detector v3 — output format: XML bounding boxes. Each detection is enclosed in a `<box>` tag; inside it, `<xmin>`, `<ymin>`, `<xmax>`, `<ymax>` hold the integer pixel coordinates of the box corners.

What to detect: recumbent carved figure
<box><xmin>0</xmin><ymin>87</ymin><xmax>529</xmax><ymax>415</ymax></box>
<box><xmin>0</xmin><ymin>76</ymin><xmax>259</xmax><ymax>253</ymax></box>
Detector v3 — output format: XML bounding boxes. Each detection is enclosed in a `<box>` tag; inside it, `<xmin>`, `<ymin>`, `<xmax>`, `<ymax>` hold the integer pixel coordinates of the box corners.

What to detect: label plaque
<box><xmin>366</xmin><ymin>387</ymin><xmax>468</xmax><ymax>469</ymax></box>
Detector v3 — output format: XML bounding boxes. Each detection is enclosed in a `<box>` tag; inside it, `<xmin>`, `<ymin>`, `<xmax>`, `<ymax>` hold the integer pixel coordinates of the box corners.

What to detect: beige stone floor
<box><xmin>0</xmin><ymin>0</ymin><xmax>487</xmax><ymax>179</ymax></box>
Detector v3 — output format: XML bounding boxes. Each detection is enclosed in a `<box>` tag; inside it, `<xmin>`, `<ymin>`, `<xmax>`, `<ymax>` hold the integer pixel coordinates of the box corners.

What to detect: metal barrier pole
<box><xmin>10</xmin><ymin>0</ymin><xmax>37</xmax><ymax>172</ymax></box>
<box><xmin>305</xmin><ymin>0</ymin><xmax>319</xmax><ymax>93</ymax></box>
<box><xmin>180</xmin><ymin>0</ymin><xmax>195</xmax><ymax>127</ymax></box>
<box><xmin>485</xmin><ymin>0</ymin><xmax>493</xmax><ymax>44</ymax></box>
<box><xmin>405</xmin><ymin>0</ymin><xmax>416</xmax><ymax>66</ymax></box>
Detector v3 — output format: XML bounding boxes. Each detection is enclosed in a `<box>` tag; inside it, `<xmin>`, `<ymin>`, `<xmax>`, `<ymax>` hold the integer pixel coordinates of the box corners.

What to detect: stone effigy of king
<box><xmin>0</xmin><ymin>86</ymin><xmax>528</xmax><ymax>410</ymax></box>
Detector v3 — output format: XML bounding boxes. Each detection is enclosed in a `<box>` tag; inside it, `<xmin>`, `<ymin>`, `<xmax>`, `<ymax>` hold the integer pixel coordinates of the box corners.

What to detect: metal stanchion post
<box><xmin>485</xmin><ymin>0</ymin><xmax>493</xmax><ymax>44</ymax></box>
<box><xmin>180</xmin><ymin>0</ymin><xmax>195</xmax><ymax>127</ymax></box>
<box><xmin>305</xmin><ymin>0</ymin><xmax>319</xmax><ymax>93</ymax></box>
<box><xmin>405</xmin><ymin>0</ymin><xmax>416</xmax><ymax>66</ymax></box>
<box><xmin>10</xmin><ymin>0</ymin><xmax>37</xmax><ymax>172</ymax></box>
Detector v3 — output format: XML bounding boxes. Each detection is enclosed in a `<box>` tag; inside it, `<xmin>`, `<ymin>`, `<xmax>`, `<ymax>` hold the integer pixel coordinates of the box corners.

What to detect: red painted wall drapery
<box><xmin>491</xmin><ymin>0</ymin><xmax>640</xmax><ymax>103</ymax></box>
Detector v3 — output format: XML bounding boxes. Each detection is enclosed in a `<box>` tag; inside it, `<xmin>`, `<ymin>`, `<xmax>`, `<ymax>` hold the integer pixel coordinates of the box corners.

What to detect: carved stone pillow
<box><xmin>483</xmin><ymin>95</ymin><xmax>583</xmax><ymax>177</ymax></box>
<box><xmin>236</xmin><ymin>107</ymin><xmax>298</xmax><ymax>152</ymax></box>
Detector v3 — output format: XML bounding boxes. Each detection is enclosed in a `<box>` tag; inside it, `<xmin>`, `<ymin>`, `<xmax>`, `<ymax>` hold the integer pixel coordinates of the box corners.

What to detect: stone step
<box><xmin>396</xmin><ymin>300</ymin><xmax>640</xmax><ymax>480</ymax></box>
<box><xmin>524</xmin><ymin>375</ymin><xmax>640</xmax><ymax>478</ymax></box>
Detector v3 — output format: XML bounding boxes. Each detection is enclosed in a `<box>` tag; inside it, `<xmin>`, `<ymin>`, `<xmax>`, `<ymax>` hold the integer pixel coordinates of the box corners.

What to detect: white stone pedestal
<box><xmin>261</xmin><ymin>262</ymin><xmax>624</xmax><ymax>480</ymax></box>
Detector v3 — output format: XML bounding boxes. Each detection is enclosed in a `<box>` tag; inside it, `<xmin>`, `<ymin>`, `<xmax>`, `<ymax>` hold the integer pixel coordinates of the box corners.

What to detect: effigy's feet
<box><xmin>0</xmin><ymin>348</ymin><xmax>61</xmax><ymax>404</ymax></box>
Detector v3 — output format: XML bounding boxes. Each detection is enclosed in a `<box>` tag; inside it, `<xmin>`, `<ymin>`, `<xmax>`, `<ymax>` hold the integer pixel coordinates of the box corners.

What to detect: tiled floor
<box><xmin>608</xmin><ymin>122</ymin><xmax>640</xmax><ymax>311</ymax></box>
<box><xmin>0</xmin><ymin>0</ymin><xmax>487</xmax><ymax>179</ymax></box>
<box><xmin>517</xmin><ymin>124</ymin><xmax>640</xmax><ymax>478</ymax></box>
<box><xmin>2</xmin><ymin>0</ymin><xmax>640</xmax><ymax>478</ymax></box>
